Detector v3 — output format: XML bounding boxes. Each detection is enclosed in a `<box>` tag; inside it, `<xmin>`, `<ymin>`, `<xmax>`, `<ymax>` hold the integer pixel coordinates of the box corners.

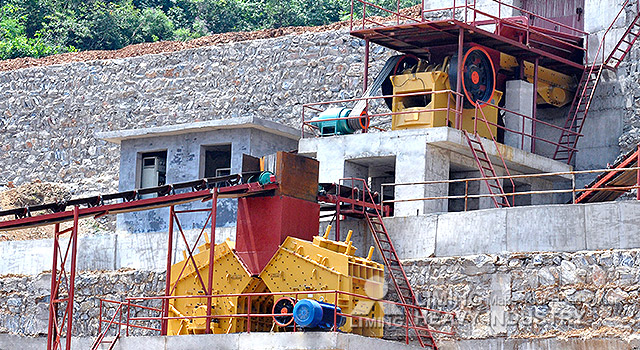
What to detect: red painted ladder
<box><xmin>463</xmin><ymin>130</ymin><xmax>512</xmax><ymax>208</ymax></box>
<box><xmin>355</xmin><ymin>181</ymin><xmax>437</xmax><ymax>349</ymax></box>
<box><xmin>553</xmin><ymin>65</ymin><xmax>604</xmax><ymax>163</ymax></box>
<box><xmin>554</xmin><ymin>2</ymin><xmax>640</xmax><ymax>164</ymax></box>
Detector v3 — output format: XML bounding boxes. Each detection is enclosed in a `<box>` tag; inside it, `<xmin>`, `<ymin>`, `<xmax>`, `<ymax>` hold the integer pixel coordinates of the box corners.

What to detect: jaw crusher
<box><xmin>166</xmin><ymin>152</ymin><xmax>385</xmax><ymax>337</ymax></box>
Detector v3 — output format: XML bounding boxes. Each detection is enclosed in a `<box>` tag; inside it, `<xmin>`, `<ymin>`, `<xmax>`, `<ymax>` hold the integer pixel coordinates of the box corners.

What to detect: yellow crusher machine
<box><xmin>383</xmin><ymin>46</ymin><xmax>576</xmax><ymax>138</ymax></box>
<box><xmin>167</xmin><ymin>230</ymin><xmax>385</xmax><ymax>336</ymax></box>
<box><xmin>166</xmin><ymin>152</ymin><xmax>385</xmax><ymax>337</ymax></box>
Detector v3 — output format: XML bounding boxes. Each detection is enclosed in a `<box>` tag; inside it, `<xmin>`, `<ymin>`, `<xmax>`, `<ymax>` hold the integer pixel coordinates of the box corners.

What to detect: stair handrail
<box><xmin>474</xmin><ymin>104</ymin><xmax>515</xmax><ymax>206</ymax></box>
<box><xmin>91</xmin><ymin>302</ymin><xmax>123</xmax><ymax>350</ymax></box>
<box><xmin>339</xmin><ymin>177</ymin><xmax>436</xmax><ymax>348</ymax></box>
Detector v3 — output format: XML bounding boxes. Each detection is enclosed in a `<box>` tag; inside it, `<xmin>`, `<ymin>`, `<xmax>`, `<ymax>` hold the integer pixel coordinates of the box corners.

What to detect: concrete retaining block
<box><xmin>435</xmin><ymin>209</ymin><xmax>507</xmax><ymax>256</ymax></box>
<box><xmin>505</xmin><ymin>204</ymin><xmax>586</xmax><ymax>252</ymax></box>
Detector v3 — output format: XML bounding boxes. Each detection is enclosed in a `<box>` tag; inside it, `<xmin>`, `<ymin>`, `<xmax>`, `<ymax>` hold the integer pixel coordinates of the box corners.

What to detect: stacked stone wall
<box><xmin>0</xmin><ymin>29</ymin><xmax>391</xmax><ymax>195</ymax></box>
<box><xmin>2</xmin><ymin>249</ymin><xmax>638</xmax><ymax>342</ymax></box>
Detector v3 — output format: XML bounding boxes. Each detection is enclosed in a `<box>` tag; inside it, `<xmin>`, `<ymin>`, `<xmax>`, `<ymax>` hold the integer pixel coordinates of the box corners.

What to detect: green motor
<box><xmin>310</xmin><ymin>107</ymin><xmax>367</xmax><ymax>136</ymax></box>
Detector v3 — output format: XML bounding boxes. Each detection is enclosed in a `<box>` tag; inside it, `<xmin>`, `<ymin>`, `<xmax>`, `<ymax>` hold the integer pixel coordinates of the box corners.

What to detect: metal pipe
<box><xmin>206</xmin><ymin>189</ymin><xmax>218</xmax><ymax>334</ymax></box>
<box><xmin>161</xmin><ymin>205</ymin><xmax>175</xmax><ymax>335</ymax></box>
<box><xmin>65</xmin><ymin>206</ymin><xmax>79</xmax><ymax>350</ymax></box>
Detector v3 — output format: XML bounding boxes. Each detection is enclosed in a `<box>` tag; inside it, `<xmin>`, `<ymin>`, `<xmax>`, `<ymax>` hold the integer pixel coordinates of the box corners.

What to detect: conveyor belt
<box><xmin>576</xmin><ymin>147</ymin><xmax>639</xmax><ymax>203</ymax></box>
<box><xmin>0</xmin><ymin>174</ymin><xmax>278</xmax><ymax>231</ymax></box>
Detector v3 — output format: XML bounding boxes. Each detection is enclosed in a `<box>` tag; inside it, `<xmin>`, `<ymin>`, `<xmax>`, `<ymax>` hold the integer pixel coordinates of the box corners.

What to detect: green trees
<box><xmin>0</xmin><ymin>0</ymin><xmax>411</xmax><ymax>59</ymax></box>
<box><xmin>0</xmin><ymin>3</ymin><xmax>75</xmax><ymax>59</ymax></box>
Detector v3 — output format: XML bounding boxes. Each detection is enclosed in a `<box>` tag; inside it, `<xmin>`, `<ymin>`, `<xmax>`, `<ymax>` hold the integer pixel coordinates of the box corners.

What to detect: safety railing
<box><xmin>472</xmin><ymin>101</ymin><xmax>582</xmax><ymax>155</ymax></box>
<box><xmin>301</xmin><ymin>89</ymin><xmax>464</xmax><ymax>138</ymax></box>
<box><xmin>350</xmin><ymin>0</ymin><xmax>590</xmax><ymax>64</ymax></box>
<box><xmin>92</xmin><ymin>300</ymin><xmax>124</xmax><ymax>349</ymax></box>
<box><xmin>381</xmin><ymin>166</ymin><xmax>640</xmax><ymax>211</ymax></box>
<box><xmin>96</xmin><ymin>290</ymin><xmax>456</xmax><ymax>347</ymax></box>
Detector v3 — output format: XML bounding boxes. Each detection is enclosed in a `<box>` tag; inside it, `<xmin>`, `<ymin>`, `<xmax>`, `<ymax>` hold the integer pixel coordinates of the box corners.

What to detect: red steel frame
<box><xmin>46</xmin><ymin>207</ymin><xmax>80</xmax><ymax>350</ymax></box>
<box><xmin>0</xmin><ymin>181</ymin><xmax>277</xmax><ymax>350</ymax></box>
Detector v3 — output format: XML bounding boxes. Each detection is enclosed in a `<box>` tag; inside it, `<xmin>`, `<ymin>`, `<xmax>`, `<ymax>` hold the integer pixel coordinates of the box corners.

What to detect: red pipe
<box><xmin>65</xmin><ymin>206</ymin><xmax>79</xmax><ymax>350</ymax></box>
<box><xmin>205</xmin><ymin>190</ymin><xmax>218</xmax><ymax>334</ymax></box>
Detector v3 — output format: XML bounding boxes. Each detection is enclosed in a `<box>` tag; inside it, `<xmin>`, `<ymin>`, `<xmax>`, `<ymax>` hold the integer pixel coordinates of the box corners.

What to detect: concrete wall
<box><xmin>2</xmin><ymin>201</ymin><xmax>639</xmax><ymax>275</ymax></box>
<box><xmin>323</xmin><ymin>200</ymin><xmax>640</xmax><ymax>260</ymax></box>
<box><xmin>3</xmin><ymin>333</ymin><xmax>640</xmax><ymax>350</ymax></box>
<box><xmin>1</xmin><ymin>333</ymin><xmax>425</xmax><ymax>350</ymax></box>
<box><xmin>0</xmin><ymin>227</ymin><xmax>236</xmax><ymax>275</ymax></box>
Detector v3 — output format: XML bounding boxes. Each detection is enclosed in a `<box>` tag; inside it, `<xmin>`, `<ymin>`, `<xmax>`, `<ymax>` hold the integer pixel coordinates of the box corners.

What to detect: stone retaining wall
<box><xmin>1</xmin><ymin>21</ymin><xmax>639</xmax><ymax>196</ymax></box>
<box><xmin>0</xmin><ymin>29</ymin><xmax>391</xmax><ymax>195</ymax></box>
<box><xmin>1</xmin><ymin>249</ymin><xmax>638</xmax><ymax>342</ymax></box>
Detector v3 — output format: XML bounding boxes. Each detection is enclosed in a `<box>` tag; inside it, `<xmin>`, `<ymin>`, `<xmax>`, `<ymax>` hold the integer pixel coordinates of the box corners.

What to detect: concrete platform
<box><xmin>2</xmin><ymin>333</ymin><xmax>638</xmax><ymax>350</ymax></box>
<box><xmin>299</xmin><ymin>127</ymin><xmax>572</xmax><ymax>180</ymax></box>
<box><xmin>327</xmin><ymin>200</ymin><xmax>640</xmax><ymax>259</ymax></box>
<box><xmin>2</xmin><ymin>333</ymin><xmax>423</xmax><ymax>350</ymax></box>
<box><xmin>299</xmin><ymin>127</ymin><xmax>572</xmax><ymax>216</ymax></box>
<box><xmin>2</xmin><ymin>201</ymin><xmax>640</xmax><ymax>274</ymax></box>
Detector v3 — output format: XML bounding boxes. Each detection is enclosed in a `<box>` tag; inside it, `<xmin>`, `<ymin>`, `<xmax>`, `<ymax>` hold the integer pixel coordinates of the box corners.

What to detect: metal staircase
<box><xmin>606</xmin><ymin>10</ymin><xmax>640</xmax><ymax>69</ymax></box>
<box><xmin>554</xmin><ymin>0</ymin><xmax>640</xmax><ymax>164</ymax></box>
<box><xmin>364</xmin><ymin>212</ymin><xmax>437</xmax><ymax>348</ymax></box>
<box><xmin>463</xmin><ymin>131</ymin><xmax>512</xmax><ymax>208</ymax></box>
<box><xmin>553</xmin><ymin>65</ymin><xmax>604</xmax><ymax>163</ymax></box>
<box><xmin>318</xmin><ymin>179</ymin><xmax>437</xmax><ymax>348</ymax></box>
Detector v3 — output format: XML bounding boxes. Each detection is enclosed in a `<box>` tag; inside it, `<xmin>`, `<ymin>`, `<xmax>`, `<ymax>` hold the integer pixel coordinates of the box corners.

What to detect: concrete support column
<box><xmin>529</xmin><ymin>177</ymin><xmax>554</xmax><ymax>205</ymax></box>
<box><xmin>394</xmin><ymin>145</ymin><xmax>449</xmax><ymax>216</ymax></box>
<box><xmin>504</xmin><ymin>80</ymin><xmax>534</xmax><ymax>151</ymax></box>
<box><xmin>315</xmin><ymin>139</ymin><xmax>347</xmax><ymax>184</ymax></box>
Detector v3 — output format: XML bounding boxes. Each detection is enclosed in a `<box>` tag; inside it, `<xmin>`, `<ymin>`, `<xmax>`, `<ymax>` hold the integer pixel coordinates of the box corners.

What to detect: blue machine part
<box><xmin>310</xmin><ymin>107</ymin><xmax>365</xmax><ymax>136</ymax></box>
<box><xmin>292</xmin><ymin>299</ymin><xmax>346</xmax><ymax>330</ymax></box>
<box><xmin>257</xmin><ymin>171</ymin><xmax>276</xmax><ymax>185</ymax></box>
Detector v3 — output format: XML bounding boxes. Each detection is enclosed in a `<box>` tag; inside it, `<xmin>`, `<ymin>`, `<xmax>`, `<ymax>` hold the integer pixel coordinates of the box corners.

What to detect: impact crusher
<box><xmin>167</xmin><ymin>152</ymin><xmax>385</xmax><ymax>337</ymax></box>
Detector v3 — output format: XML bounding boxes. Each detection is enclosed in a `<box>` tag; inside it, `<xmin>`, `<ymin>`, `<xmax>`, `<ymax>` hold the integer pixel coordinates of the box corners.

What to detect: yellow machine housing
<box><xmin>168</xmin><ymin>230</ymin><xmax>385</xmax><ymax>337</ymax></box>
<box><xmin>168</xmin><ymin>239</ymin><xmax>271</xmax><ymax>335</ymax></box>
<box><xmin>259</xmin><ymin>232</ymin><xmax>385</xmax><ymax>337</ymax></box>
<box><xmin>390</xmin><ymin>70</ymin><xmax>503</xmax><ymax>139</ymax></box>
<box><xmin>500</xmin><ymin>53</ymin><xmax>576</xmax><ymax>107</ymax></box>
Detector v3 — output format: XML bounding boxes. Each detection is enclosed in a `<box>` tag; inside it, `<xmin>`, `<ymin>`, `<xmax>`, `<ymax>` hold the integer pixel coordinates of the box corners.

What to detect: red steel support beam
<box><xmin>532</xmin><ymin>57</ymin><xmax>539</xmax><ymax>153</ymax></box>
<box><xmin>364</xmin><ymin>38</ymin><xmax>370</xmax><ymax>92</ymax></box>
<box><xmin>455</xmin><ymin>28</ymin><xmax>464</xmax><ymax>129</ymax></box>
<box><xmin>205</xmin><ymin>189</ymin><xmax>218</xmax><ymax>334</ymax></box>
<box><xmin>161</xmin><ymin>205</ymin><xmax>175</xmax><ymax>335</ymax></box>
<box><xmin>65</xmin><ymin>206</ymin><xmax>79</xmax><ymax>350</ymax></box>
<box><xmin>47</xmin><ymin>223</ymin><xmax>60</xmax><ymax>350</ymax></box>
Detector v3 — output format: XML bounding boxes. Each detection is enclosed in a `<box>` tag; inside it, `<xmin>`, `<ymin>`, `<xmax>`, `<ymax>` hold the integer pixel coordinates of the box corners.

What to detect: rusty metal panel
<box><xmin>521</xmin><ymin>0</ymin><xmax>585</xmax><ymax>32</ymax></box>
<box><xmin>274</xmin><ymin>151</ymin><xmax>319</xmax><ymax>202</ymax></box>
<box><xmin>235</xmin><ymin>195</ymin><xmax>320</xmax><ymax>275</ymax></box>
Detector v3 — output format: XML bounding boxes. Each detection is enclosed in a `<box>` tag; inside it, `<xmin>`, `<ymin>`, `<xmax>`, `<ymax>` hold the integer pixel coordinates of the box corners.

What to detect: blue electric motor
<box><xmin>292</xmin><ymin>299</ymin><xmax>346</xmax><ymax>330</ymax></box>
